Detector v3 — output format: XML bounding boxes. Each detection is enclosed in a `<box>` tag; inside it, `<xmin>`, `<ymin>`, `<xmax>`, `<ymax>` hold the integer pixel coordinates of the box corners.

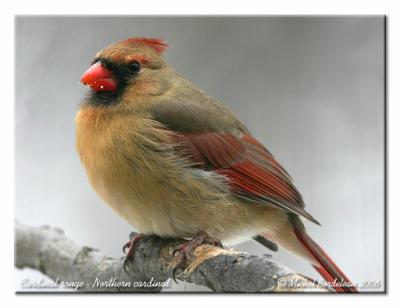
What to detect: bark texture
<box><xmin>15</xmin><ymin>221</ymin><xmax>327</xmax><ymax>292</ymax></box>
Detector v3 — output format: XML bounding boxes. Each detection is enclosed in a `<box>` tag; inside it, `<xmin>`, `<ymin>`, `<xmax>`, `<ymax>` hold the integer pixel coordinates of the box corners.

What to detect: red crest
<box><xmin>121</xmin><ymin>37</ymin><xmax>168</xmax><ymax>54</ymax></box>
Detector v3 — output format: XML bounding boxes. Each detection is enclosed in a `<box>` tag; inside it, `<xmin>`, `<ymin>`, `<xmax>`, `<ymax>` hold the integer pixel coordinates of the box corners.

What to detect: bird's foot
<box><xmin>171</xmin><ymin>231</ymin><xmax>223</xmax><ymax>280</ymax></box>
<box><xmin>122</xmin><ymin>232</ymin><xmax>147</xmax><ymax>271</ymax></box>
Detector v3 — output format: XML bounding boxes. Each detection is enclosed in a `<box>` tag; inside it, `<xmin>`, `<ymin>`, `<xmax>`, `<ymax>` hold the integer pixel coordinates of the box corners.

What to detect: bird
<box><xmin>76</xmin><ymin>37</ymin><xmax>357</xmax><ymax>292</ymax></box>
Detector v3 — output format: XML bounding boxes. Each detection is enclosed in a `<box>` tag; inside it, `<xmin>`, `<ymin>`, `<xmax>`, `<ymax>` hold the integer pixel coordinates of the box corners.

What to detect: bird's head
<box><xmin>80</xmin><ymin>37</ymin><xmax>175</xmax><ymax>107</ymax></box>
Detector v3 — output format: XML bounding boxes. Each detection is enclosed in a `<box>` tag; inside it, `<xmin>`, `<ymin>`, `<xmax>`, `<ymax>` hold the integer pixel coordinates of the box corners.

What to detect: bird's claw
<box><xmin>170</xmin><ymin>231</ymin><xmax>223</xmax><ymax>282</ymax></box>
<box><xmin>122</xmin><ymin>233</ymin><xmax>144</xmax><ymax>272</ymax></box>
<box><xmin>122</xmin><ymin>242</ymin><xmax>130</xmax><ymax>255</ymax></box>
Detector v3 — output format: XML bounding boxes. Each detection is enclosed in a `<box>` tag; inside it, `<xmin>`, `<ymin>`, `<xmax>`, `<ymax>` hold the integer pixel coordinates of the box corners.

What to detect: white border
<box><xmin>2</xmin><ymin>0</ymin><xmax>399</xmax><ymax>307</ymax></box>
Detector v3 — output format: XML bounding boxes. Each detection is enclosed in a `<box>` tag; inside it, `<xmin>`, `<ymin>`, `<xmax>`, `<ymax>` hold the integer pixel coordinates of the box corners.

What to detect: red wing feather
<box><xmin>174</xmin><ymin>132</ymin><xmax>319</xmax><ymax>224</ymax></box>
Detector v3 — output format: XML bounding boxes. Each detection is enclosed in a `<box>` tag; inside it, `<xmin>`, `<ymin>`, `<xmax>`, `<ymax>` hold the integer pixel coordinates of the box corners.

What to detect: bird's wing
<box><xmin>170</xmin><ymin>131</ymin><xmax>319</xmax><ymax>224</ymax></box>
<box><xmin>149</xmin><ymin>91</ymin><xmax>318</xmax><ymax>224</ymax></box>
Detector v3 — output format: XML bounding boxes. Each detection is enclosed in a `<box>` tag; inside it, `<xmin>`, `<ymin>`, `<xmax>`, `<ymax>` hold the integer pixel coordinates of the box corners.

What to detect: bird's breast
<box><xmin>75</xmin><ymin>107</ymin><xmax>168</xmax><ymax>233</ymax></box>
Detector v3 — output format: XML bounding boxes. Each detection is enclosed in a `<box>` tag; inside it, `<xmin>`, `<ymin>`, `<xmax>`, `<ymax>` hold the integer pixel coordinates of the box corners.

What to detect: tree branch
<box><xmin>15</xmin><ymin>221</ymin><xmax>327</xmax><ymax>292</ymax></box>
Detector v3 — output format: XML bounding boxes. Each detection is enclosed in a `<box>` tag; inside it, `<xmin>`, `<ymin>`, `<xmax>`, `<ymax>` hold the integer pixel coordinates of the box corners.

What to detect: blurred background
<box><xmin>15</xmin><ymin>16</ymin><xmax>384</xmax><ymax>292</ymax></box>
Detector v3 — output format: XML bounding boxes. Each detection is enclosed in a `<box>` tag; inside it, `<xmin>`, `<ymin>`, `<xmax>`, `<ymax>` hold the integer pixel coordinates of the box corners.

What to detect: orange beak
<box><xmin>80</xmin><ymin>62</ymin><xmax>118</xmax><ymax>92</ymax></box>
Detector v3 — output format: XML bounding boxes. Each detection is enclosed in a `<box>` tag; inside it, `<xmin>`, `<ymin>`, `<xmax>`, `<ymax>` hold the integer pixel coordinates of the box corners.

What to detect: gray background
<box><xmin>15</xmin><ymin>16</ymin><xmax>384</xmax><ymax>292</ymax></box>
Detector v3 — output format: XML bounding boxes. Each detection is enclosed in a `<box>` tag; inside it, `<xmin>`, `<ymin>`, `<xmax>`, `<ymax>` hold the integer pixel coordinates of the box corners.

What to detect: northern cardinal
<box><xmin>76</xmin><ymin>37</ymin><xmax>357</xmax><ymax>292</ymax></box>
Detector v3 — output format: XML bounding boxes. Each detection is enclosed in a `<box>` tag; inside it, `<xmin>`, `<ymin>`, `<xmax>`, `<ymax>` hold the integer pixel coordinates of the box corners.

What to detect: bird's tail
<box><xmin>290</xmin><ymin>217</ymin><xmax>358</xmax><ymax>293</ymax></box>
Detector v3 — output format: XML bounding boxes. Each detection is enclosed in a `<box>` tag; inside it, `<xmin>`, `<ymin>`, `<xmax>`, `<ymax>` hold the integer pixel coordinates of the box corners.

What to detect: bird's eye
<box><xmin>129</xmin><ymin>61</ymin><xmax>141</xmax><ymax>73</ymax></box>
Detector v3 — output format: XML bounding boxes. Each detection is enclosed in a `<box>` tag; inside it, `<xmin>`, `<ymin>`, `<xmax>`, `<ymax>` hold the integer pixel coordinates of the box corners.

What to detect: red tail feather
<box><xmin>294</xmin><ymin>227</ymin><xmax>358</xmax><ymax>293</ymax></box>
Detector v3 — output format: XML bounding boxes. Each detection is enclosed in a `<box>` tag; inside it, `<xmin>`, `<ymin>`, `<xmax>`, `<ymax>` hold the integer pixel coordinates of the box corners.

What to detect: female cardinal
<box><xmin>76</xmin><ymin>37</ymin><xmax>357</xmax><ymax>292</ymax></box>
